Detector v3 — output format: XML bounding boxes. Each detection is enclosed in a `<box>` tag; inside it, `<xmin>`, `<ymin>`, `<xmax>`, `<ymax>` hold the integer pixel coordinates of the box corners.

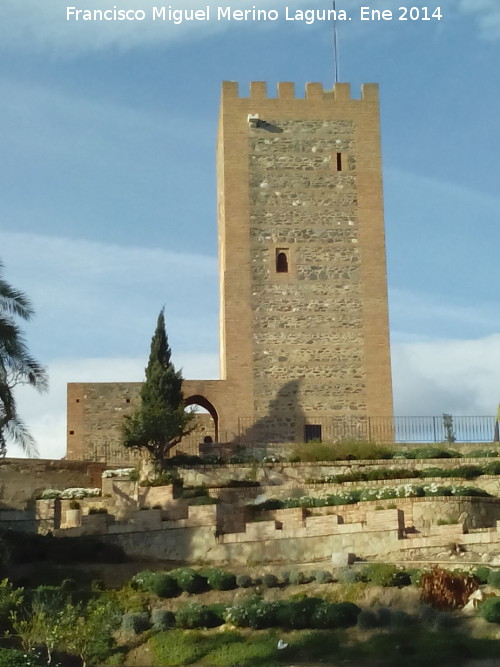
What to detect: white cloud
<box><xmin>392</xmin><ymin>335</ymin><xmax>500</xmax><ymax>416</ymax></box>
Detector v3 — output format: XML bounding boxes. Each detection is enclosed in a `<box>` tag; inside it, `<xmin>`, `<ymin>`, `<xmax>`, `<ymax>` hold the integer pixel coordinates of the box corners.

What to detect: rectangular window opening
<box><xmin>336</xmin><ymin>152</ymin><xmax>343</xmax><ymax>171</ymax></box>
<box><xmin>304</xmin><ymin>424</ymin><xmax>322</xmax><ymax>443</ymax></box>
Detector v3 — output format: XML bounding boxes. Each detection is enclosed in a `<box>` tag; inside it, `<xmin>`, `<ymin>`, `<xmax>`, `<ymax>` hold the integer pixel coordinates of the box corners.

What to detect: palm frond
<box><xmin>4</xmin><ymin>415</ymin><xmax>39</xmax><ymax>458</ymax></box>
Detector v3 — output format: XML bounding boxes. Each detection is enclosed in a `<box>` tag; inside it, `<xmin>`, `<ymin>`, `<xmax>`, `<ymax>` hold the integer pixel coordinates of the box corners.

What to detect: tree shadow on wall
<box><xmin>235</xmin><ymin>378</ymin><xmax>305</xmax><ymax>448</ymax></box>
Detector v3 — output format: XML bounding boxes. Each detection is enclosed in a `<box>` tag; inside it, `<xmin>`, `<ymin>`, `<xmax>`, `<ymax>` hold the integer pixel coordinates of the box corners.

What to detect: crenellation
<box><xmin>249</xmin><ymin>80</ymin><xmax>267</xmax><ymax>99</ymax></box>
<box><xmin>224</xmin><ymin>80</ymin><xmax>378</xmax><ymax>103</ymax></box>
<box><xmin>277</xmin><ymin>81</ymin><xmax>295</xmax><ymax>98</ymax></box>
<box><xmin>333</xmin><ymin>82</ymin><xmax>351</xmax><ymax>99</ymax></box>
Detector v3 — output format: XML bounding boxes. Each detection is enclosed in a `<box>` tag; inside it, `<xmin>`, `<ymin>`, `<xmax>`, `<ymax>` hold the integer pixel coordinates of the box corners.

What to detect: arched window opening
<box><xmin>184</xmin><ymin>395</ymin><xmax>219</xmax><ymax>443</ymax></box>
<box><xmin>276</xmin><ymin>250</ymin><xmax>289</xmax><ymax>273</ymax></box>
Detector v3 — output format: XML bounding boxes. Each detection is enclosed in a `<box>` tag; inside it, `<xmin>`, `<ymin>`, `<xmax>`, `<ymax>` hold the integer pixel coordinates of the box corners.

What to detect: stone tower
<box><xmin>217</xmin><ymin>81</ymin><xmax>393</xmax><ymax>443</ymax></box>
<box><xmin>66</xmin><ymin>81</ymin><xmax>393</xmax><ymax>461</ymax></box>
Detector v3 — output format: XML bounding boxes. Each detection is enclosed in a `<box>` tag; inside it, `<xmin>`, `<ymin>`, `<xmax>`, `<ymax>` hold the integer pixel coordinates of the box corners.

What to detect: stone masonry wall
<box><xmin>249</xmin><ymin>117</ymin><xmax>364</xmax><ymax>432</ymax></box>
<box><xmin>0</xmin><ymin>458</ymin><xmax>108</xmax><ymax>510</ymax></box>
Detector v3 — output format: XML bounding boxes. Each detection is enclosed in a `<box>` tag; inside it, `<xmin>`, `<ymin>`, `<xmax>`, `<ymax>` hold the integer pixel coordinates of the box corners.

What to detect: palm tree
<box><xmin>0</xmin><ymin>261</ymin><xmax>48</xmax><ymax>457</ymax></box>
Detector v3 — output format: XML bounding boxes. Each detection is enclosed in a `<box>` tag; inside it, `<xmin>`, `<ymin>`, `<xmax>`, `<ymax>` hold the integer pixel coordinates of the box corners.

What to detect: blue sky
<box><xmin>1</xmin><ymin>0</ymin><xmax>500</xmax><ymax>458</ymax></box>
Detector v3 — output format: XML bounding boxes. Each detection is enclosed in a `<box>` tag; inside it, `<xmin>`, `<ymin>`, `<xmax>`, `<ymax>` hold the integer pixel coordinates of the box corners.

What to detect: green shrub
<box><xmin>281</xmin><ymin>570</ymin><xmax>291</xmax><ymax>585</ymax></box>
<box><xmin>151</xmin><ymin>608</ymin><xmax>175</xmax><ymax>630</ymax></box>
<box><xmin>140</xmin><ymin>471</ymin><xmax>179</xmax><ymax>487</ymax></box>
<box><xmin>254</xmin><ymin>499</ymin><xmax>284</xmax><ymax>511</ymax></box>
<box><xmin>390</xmin><ymin>610</ymin><xmax>413</xmax><ymax>629</ymax></box>
<box><xmin>412</xmin><ymin>446</ymin><xmax>462</xmax><ymax>459</ymax></box>
<box><xmin>121</xmin><ymin>611</ymin><xmax>150</xmax><ymax>634</ymax></box>
<box><xmin>361</xmin><ymin>563</ymin><xmax>401</xmax><ymax>587</ymax></box>
<box><xmin>320</xmin><ymin>601</ymin><xmax>361</xmax><ymax>628</ymax></box>
<box><xmin>288</xmin><ymin>570</ymin><xmax>307</xmax><ymax>586</ymax></box>
<box><xmin>407</xmin><ymin>568</ymin><xmax>424</xmax><ymax>586</ymax></box>
<box><xmin>365</xmin><ymin>467</ymin><xmax>420</xmax><ymax>481</ymax></box>
<box><xmin>30</xmin><ymin>584</ymin><xmax>66</xmax><ymax>605</ymax></box>
<box><xmin>205</xmin><ymin>568</ymin><xmax>236</xmax><ymax>591</ymax></box>
<box><xmin>276</xmin><ymin>597</ymin><xmax>322</xmax><ymax>629</ymax></box>
<box><xmin>131</xmin><ymin>570</ymin><xmax>156</xmax><ymax>591</ymax></box>
<box><xmin>449</xmin><ymin>486</ymin><xmax>490</xmax><ymax>497</ymax></box>
<box><xmin>128</xmin><ymin>468</ymin><xmax>140</xmax><ymax>481</ymax></box>
<box><xmin>484</xmin><ymin>461</ymin><xmax>500</xmax><ymax>475</ymax></box>
<box><xmin>187</xmin><ymin>495</ymin><xmax>218</xmax><ymax>506</ymax></box>
<box><xmin>480</xmin><ymin>597</ymin><xmax>500</xmax><ymax>623</ymax></box>
<box><xmin>88</xmin><ymin>506</ymin><xmax>108</xmax><ymax>514</ymax></box>
<box><xmin>487</xmin><ymin>571</ymin><xmax>500</xmax><ymax>589</ymax></box>
<box><xmin>236</xmin><ymin>574</ymin><xmax>253</xmax><ymax>588</ymax></box>
<box><xmin>149</xmin><ymin>573</ymin><xmax>179</xmax><ymax>598</ymax></box>
<box><xmin>181</xmin><ymin>485</ymin><xmax>209</xmax><ymax>499</ymax></box>
<box><xmin>171</xmin><ymin>568</ymin><xmax>207</xmax><ymax>594</ymax></box>
<box><xmin>453</xmin><ymin>465</ymin><xmax>483</xmax><ymax>480</ymax></box>
<box><xmin>224</xmin><ymin>597</ymin><xmax>277</xmax><ymax>629</ymax></box>
<box><xmin>314</xmin><ymin>570</ymin><xmax>333</xmax><ymax>584</ymax></box>
<box><xmin>357</xmin><ymin>609</ymin><xmax>379</xmax><ymax>630</ymax></box>
<box><xmin>225</xmin><ymin>479</ymin><xmax>260</xmax><ymax>488</ymax></box>
<box><xmin>261</xmin><ymin>573</ymin><xmax>279</xmax><ymax>588</ymax></box>
<box><xmin>0</xmin><ymin>649</ymin><xmax>45</xmax><ymax>667</ymax></box>
<box><xmin>473</xmin><ymin>566</ymin><xmax>491</xmax><ymax>584</ymax></box>
<box><xmin>470</xmin><ymin>449</ymin><xmax>499</xmax><ymax>458</ymax></box>
<box><xmin>336</xmin><ymin>568</ymin><xmax>362</xmax><ymax>584</ymax></box>
<box><xmin>291</xmin><ymin>440</ymin><xmax>393</xmax><ymax>462</ymax></box>
<box><xmin>167</xmin><ymin>454</ymin><xmax>202</xmax><ymax>466</ymax></box>
<box><xmin>175</xmin><ymin>602</ymin><xmax>223</xmax><ymax>629</ymax></box>
<box><xmin>375</xmin><ymin>607</ymin><xmax>392</xmax><ymax>627</ymax></box>
<box><xmin>205</xmin><ymin>603</ymin><xmax>227</xmax><ymax>626</ymax></box>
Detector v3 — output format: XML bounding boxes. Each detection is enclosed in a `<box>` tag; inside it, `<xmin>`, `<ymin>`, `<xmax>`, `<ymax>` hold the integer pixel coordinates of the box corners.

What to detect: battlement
<box><xmin>221</xmin><ymin>80</ymin><xmax>379</xmax><ymax>102</ymax></box>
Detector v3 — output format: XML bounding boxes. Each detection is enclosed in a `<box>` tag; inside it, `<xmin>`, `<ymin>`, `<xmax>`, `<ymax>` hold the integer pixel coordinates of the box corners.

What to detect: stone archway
<box><xmin>184</xmin><ymin>394</ymin><xmax>219</xmax><ymax>442</ymax></box>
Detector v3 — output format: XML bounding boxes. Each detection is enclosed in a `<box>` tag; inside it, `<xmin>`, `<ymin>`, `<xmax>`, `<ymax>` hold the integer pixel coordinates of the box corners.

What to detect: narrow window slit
<box><xmin>276</xmin><ymin>250</ymin><xmax>289</xmax><ymax>273</ymax></box>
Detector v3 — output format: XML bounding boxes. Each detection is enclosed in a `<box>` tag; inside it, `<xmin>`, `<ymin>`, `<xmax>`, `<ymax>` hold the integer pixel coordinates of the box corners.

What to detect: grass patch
<box><xmin>148</xmin><ymin>627</ymin><xmax>500</xmax><ymax>666</ymax></box>
<box><xmin>151</xmin><ymin>629</ymin><xmax>283</xmax><ymax>666</ymax></box>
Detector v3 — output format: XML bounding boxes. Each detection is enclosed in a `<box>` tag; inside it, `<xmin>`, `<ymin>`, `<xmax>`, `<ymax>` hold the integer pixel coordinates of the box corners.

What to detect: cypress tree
<box><xmin>122</xmin><ymin>309</ymin><xmax>192</xmax><ymax>470</ymax></box>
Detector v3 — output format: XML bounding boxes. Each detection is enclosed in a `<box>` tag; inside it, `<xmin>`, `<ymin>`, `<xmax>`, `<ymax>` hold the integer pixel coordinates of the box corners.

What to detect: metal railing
<box><xmin>237</xmin><ymin>415</ymin><xmax>499</xmax><ymax>445</ymax></box>
<box><xmin>83</xmin><ymin>415</ymin><xmax>500</xmax><ymax>465</ymax></box>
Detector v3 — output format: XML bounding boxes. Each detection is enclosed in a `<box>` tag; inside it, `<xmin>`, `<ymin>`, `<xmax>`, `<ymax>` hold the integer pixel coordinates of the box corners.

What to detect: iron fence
<box><xmin>237</xmin><ymin>415</ymin><xmax>499</xmax><ymax>445</ymax></box>
<box><xmin>84</xmin><ymin>415</ymin><xmax>500</xmax><ymax>465</ymax></box>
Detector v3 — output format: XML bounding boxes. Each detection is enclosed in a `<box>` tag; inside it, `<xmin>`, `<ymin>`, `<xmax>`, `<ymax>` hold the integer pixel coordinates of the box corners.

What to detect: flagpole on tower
<box><xmin>333</xmin><ymin>0</ymin><xmax>340</xmax><ymax>83</ymax></box>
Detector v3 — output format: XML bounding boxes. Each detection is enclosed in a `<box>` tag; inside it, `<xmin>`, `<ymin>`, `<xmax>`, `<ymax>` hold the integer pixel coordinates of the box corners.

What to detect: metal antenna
<box><xmin>333</xmin><ymin>0</ymin><xmax>340</xmax><ymax>83</ymax></box>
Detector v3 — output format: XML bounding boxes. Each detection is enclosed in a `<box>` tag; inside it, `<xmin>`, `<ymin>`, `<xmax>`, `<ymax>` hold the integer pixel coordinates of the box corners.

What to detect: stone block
<box><xmin>131</xmin><ymin>509</ymin><xmax>162</xmax><ymax>530</ymax></box>
<box><xmin>331</xmin><ymin>551</ymin><xmax>356</xmax><ymax>567</ymax></box>
<box><xmin>366</xmin><ymin>509</ymin><xmax>404</xmax><ymax>532</ymax></box>
<box><xmin>186</xmin><ymin>505</ymin><xmax>218</xmax><ymax>526</ymax></box>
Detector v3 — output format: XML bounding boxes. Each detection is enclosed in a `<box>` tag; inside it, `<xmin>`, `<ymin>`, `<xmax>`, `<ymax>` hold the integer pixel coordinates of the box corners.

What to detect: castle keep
<box><xmin>67</xmin><ymin>81</ymin><xmax>393</xmax><ymax>462</ymax></box>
